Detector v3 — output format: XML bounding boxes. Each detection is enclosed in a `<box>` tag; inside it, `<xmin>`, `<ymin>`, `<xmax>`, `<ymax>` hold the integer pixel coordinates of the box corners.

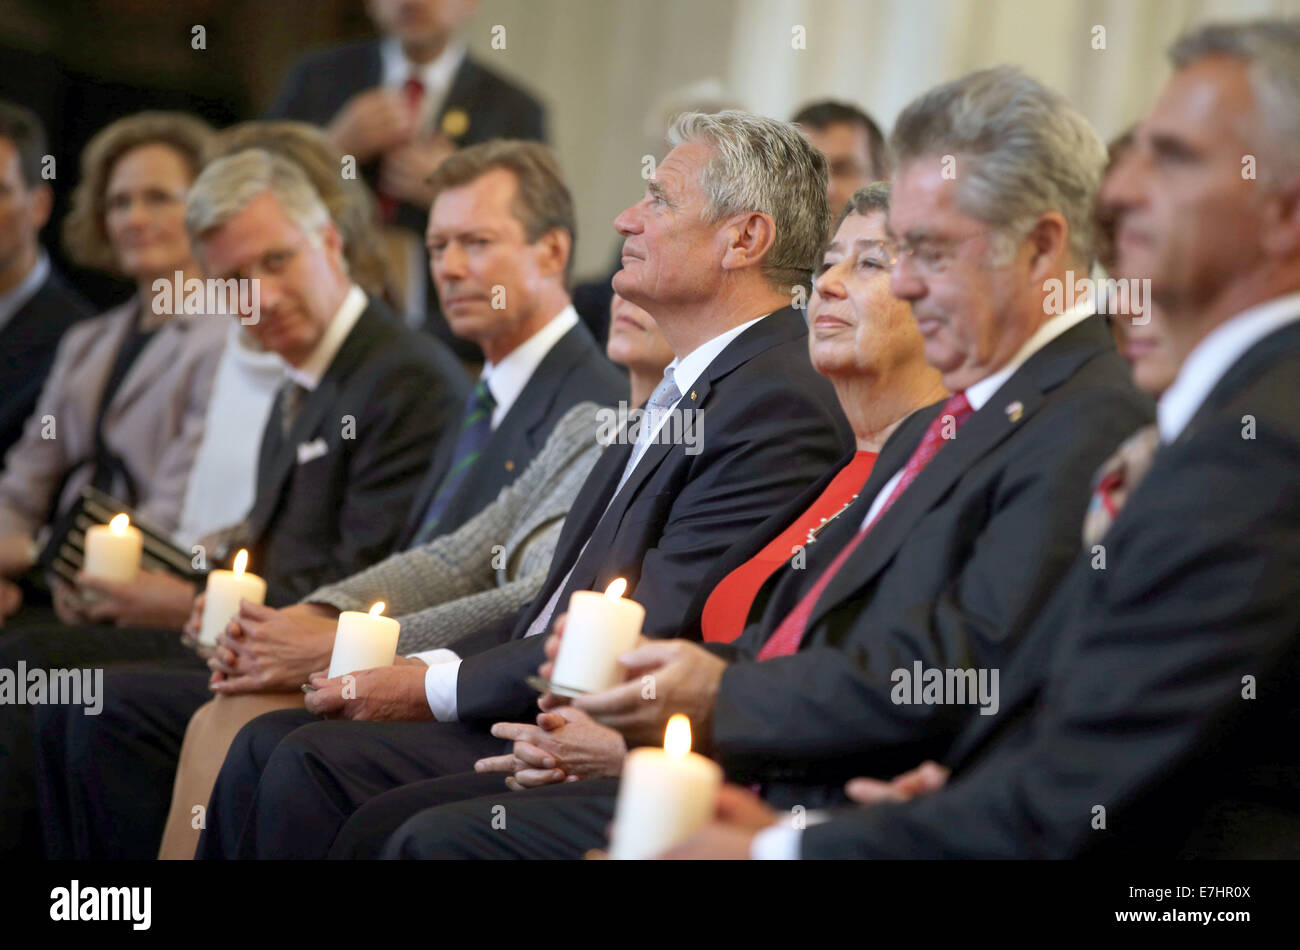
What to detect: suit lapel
<box><xmin>542</xmin><ymin>433</ymin><xmax>630</xmax><ymax>581</ymax></box>
<box><xmin>402</xmin><ymin>323</ymin><xmax>611</xmax><ymax>540</ymax></box>
<box><xmin>438</xmin><ymin>57</ymin><xmax>482</xmax><ymax>142</ymax></box>
<box><xmin>245</xmin><ymin>306</ymin><xmax>378</xmax><ymax>542</ymax></box>
<box><xmin>1178</xmin><ymin>316</ymin><xmax>1300</xmax><ymax>443</ymax></box>
<box><xmin>541</xmin><ymin>308</ymin><xmax>813</xmax><ymax>603</ymax></box>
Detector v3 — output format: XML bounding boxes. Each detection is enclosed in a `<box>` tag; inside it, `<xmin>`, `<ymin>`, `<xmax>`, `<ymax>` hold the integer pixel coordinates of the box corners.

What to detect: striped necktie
<box><xmin>413</xmin><ymin>378</ymin><xmax>496</xmax><ymax>543</ymax></box>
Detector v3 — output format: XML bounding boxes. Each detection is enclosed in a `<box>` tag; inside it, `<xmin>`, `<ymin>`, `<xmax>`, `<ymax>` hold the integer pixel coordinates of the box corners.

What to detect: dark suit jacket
<box><xmin>454</xmin><ymin>307</ymin><xmax>855</xmax><ymax>724</ymax></box>
<box><xmin>243</xmin><ymin>298</ymin><xmax>469</xmax><ymax>605</ymax></box>
<box><xmin>800</xmin><ymin>316</ymin><xmax>1300</xmax><ymax>859</ymax></box>
<box><xmin>396</xmin><ymin>320</ymin><xmax>626</xmax><ymax>547</ymax></box>
<box><xmin>267</xmin><ymin>41</ymin><xmax>547</xmax><ymax>360</ymax></box>
<box><xmin>0</xmin><ymin>266</ymin><xmax>92</xmax><ymax>461</ymax></box>
<box><xmin>709</xmin><ymin>316</ymin><xmax>1154</xmax><ymax>805</ymax></box>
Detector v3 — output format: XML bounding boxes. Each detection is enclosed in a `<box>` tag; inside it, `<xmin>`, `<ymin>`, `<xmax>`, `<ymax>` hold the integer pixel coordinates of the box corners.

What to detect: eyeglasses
<box><xmin>891</xmin><ymin>227</ymin><xmax>1007</xmax><ymax>276</ymax></box>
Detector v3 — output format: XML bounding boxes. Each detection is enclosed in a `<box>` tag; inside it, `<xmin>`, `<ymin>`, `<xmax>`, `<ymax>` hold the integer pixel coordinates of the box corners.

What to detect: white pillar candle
<box><xmin>328</xmin><ymin>601</ymin><xmax>401</xmax><ymax>678</ymax></box>
<box><xmin>199</xmin><ymin>549</ymin><xmax>268</xmax><ymax>647</ymax></box>
<box><xmin>608</xmin><ymin>715</ymin><xmax>723</xmax><ymax>860</ymax></box>
<box><xmin>82</xmin><ymin>513</ymin><xmax>143</xmax><ymax>584</ymax></box>
<box><xmin>550</xmin><ymin>578</ymin><xmax>645</xmax><ymax>693</ymax></box>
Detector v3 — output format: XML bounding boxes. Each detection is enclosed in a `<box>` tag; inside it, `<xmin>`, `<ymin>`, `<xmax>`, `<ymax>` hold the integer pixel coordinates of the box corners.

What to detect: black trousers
<box><xmin>329</xmin><ymin>770</ymin><xmax>509</xmax><ymax>858</ymax></box>
<box><xmin>34</xmin><ymin>663</ymin><xmax>210</xmax><ymax>859</ymax></box>
<box><xmin>198</xmin><ymin>714</ymin><xmax>506</xmax><ymax>859</ymax></box>
<box><xmin>0</xmin><ymin>621</ymin><xmax>193</xmax><ymax>858</ymax></box>
<box><xmin>381</xmin><ymin>778</ymin><xmax>621</xmax><ymax>859</ymax></box>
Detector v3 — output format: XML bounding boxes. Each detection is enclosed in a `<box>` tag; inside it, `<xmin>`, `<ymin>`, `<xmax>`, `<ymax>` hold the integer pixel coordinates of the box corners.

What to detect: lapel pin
<box><xmin>1005</xmin><ymin>400</ymin><xmax>1024</xmax><ymax>423</ymax></box>
<box><xmin>441</xmin><ymin>108</ymin><xmax>470</xmax><ymax>139</ymax></box>
<box><xmin>690</xmin><ymin>391</ymin><xmax>697</xmax><ymax>401</ymax></box>
<box><xmin>504</xmin><ymin>460</ymin><xmax>515</xmax><ymax>471</ymax></box>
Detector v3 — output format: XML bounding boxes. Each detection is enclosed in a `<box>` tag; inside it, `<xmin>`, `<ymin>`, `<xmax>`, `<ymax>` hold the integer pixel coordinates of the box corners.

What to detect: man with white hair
<box><xmin>197</xmin><ymin>110</ymin><xmax>854</xmax><ymax>859</ymax></box>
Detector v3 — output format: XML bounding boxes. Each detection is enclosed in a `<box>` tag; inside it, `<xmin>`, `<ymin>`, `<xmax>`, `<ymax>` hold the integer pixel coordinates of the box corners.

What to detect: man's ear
<box><xmin>320</xmin><ymin>220</ymin><xmax>347</xmax><ymax>269</ymax></box>
<box><xmin>1259</xmin><ymin>174</ymin><xmax>1300</xmax><ymax>258</ymax></box>
<box><xmin>719</xmin><ymin>211</ymin><xmax>777</xmax><ymax>273</ymax></box>
<box><xmin>28</xmin><ymin>182</ymin><xmax>53</xmax><ymax>232</ymax></box>
<box><xmin>535</xmin><ymin>227</ymin><xmax>571</xmax><ymax>280</ymax></box>
<box><xmin>1023</xmin><ymin>211</ymin><xmax>1069</xmax><ymax>284</ymax></box>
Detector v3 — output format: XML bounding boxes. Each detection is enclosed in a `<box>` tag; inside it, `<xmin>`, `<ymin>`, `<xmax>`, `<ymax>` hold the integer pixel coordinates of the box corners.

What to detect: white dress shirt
<box><xmin>1157</xmin><ymin>291</ymin><xmax>1300</xmax><ymax>443</ymax></box>
<box><xmin>0</xmin><ymin>250</ymin><xmax>50</xmax><ymax>334</ymax></box>
<box><xmin>284</xmin><ymin>285</ymin><xmax>368</xmax><ymax>391</ymax></box>
<box><xmin>175</xmin><ymin>323</ymin><xmax>286</xmax><ymax>546</ymax></box>
<box><xmin>481</xmin><ymin>306</ymin><xmax>579</xmax><ymax>428</ymax></box>
<box><xmin>754</xmin><ymin>299</ymin><xmax>1096</xmax><ymax>861</ymax></box>
<box><xmin>379</xmin><ymin>37</ymin><xmax>467</xmax><ymax>137</ymax></box>
<box><xmin>416</xmin><ymin>312</ymin><xmax>771</xmax><ymax>720</ymax></box>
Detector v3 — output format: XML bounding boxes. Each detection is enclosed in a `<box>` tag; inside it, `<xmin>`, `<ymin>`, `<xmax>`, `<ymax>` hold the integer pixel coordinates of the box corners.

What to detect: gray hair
<box><xmin>890</xmin><ymin>65</ymin><xmax>1106</xmax><ymax>267</ymax></box>
<box><xmin>668</xmin><ymin>110</ymin><xmax>830</xmax><ymax>293</ymax></box>
<box><xmin>833</xmin><ymin>181</ymin><xmax>892</xmax><ymax>234</ymax></box>
<box><xmin>1169</xmin><ymin>19</ymin><xmax>1300</xmax><ymax>187</ymax></box>
<box><xmin>185</xmin><ymin>147</ymin><xmax>333</xmax><ymax>251</ymax></box>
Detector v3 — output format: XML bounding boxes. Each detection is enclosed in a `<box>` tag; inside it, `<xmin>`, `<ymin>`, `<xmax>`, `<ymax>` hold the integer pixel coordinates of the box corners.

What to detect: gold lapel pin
<box><xmin>1005</xmin><ymin>400</ymin><xmax>1024</xmax><ymax>423</ymax></box>
<box><xmin>690</xmin><ymin>391</ymin><xmax>697</xmax><ymax>401</ymax></box>
<box><xmin>441</xmin><ymin>108</ymin><xmax>470</xmax><ymax>139</ymax></box>
<box><xmin>504</xmin><ymin>459</ymin><xmax>515</xmax><ymax>471</ymax></box>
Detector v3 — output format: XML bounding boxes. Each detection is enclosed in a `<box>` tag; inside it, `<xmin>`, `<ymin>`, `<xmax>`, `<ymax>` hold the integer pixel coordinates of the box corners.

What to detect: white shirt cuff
<box><xmin>749</xmin><ymin>807</ymin><xmax>831</xmax><ymax>859</ymax></box>
<box><xmin>413</xmin><ymin>652</ymin><xmax>462</xmax><ymax>721</ymax></box>
<box><xmin>751</xmin><ymin>824</ymin><xmax>802</xmax><ymax>860</ymax></box>
<box><xmin>408</xmin><ymin>648</ymin><xmax>460</xmax><ymax>667</ymax></box>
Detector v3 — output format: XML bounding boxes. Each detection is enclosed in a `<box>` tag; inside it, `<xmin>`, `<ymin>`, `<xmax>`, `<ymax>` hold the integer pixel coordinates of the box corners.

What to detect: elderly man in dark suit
<box><xmin>196</xmin><ymin>109</ymin><xmax>855</xmax><ymax>859</ymax></box>
<box><xmin>352</xmin><ymin>66</ymin><xmax>1162</xmax><ymax>861</ymax></box>
<box><xmin>267</xmin><ymin>0</ymin><xmax>546</xmax><ymax>359</ymax></box>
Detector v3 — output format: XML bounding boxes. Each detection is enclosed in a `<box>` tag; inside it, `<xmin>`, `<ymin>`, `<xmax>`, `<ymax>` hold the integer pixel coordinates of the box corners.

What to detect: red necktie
<box><xmin>378</xmin><ymin>76</ymin><xmax>427</xmax><ymax>224</ymax></box>
<box><xmin>757</xmin><ymin>392</ymin><xmax>974</xmax><ymax>661</ymax></box>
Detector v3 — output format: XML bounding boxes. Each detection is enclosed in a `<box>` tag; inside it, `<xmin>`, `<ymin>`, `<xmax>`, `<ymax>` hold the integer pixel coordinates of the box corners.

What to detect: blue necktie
<box><xmin>413</xmin><ymin>378</ymin><xmax>496</xmax><ymax>543</ymax></box>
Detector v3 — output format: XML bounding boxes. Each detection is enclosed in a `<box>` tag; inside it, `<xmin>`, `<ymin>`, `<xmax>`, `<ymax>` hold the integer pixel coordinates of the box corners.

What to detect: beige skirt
<box><xmin>157</xmin><ymin>692</ymin><xmax>304</xmax><ymax>859</ymax></box>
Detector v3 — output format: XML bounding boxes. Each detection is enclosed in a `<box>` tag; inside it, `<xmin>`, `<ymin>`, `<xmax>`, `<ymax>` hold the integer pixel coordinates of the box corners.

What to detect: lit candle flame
<box><xmin>604</xmin><ymin>578</ymin><xmax>628</xmax><ymax>600</ymax></box>
<box><xmin>369</xmin><ymin>601</ymin><xmax>386</xmax><ymax>617</ymax></box>
<box><xmin>232</xmin><ymin>549</ymin><xmax>249</xmax><ymax>575</ymax></box>
<box><xmin>109</xmin><ymin>513</ymin><xmax>130</xmax><ymax>536</ymax></box>
<box><xmin>664</xmin><ymin>714</ymin><xmax>692</xmax><ymax>758</ymax></box>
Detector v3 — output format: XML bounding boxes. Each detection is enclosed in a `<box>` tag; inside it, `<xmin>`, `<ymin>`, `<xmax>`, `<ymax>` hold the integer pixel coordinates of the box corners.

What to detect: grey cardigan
<box><xmin>305</xmin><ymin>400</ymin><xmax>607</xmax><ymax>652</ymax></box>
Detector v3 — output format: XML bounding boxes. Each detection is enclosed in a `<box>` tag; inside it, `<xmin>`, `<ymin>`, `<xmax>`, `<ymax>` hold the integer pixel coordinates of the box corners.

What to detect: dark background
<box><xmin>0</xmin><ymin>0</ymin><xmax>372</xmax><ymax>309</ymax></box>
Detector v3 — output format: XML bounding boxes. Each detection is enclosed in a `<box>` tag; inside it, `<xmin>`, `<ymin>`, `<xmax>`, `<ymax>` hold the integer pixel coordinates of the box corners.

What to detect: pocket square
<box><xmin>296</xmin><ymin>437</ymin><xmax>329</xmax><ymax>464</ymax></box>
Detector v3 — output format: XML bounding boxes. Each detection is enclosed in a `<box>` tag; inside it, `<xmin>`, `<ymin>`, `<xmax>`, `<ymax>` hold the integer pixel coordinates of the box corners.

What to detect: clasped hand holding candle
<box><xmin>198</xmin><ymin>549</ymin><xmax>267</xmax><ymax>647</ymax></box>
<box><xmin>547</xmin><ymin>578</ymin><xmax>645</xmax><ymax>693</ymax></box>
<box><xmin>326</xmin><ymin>601</ymin><xmax>401</xmax><ymax>678</ymax></box>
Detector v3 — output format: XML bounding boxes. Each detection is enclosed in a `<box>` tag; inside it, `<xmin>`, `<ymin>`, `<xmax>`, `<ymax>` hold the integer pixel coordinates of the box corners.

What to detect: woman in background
<box><xmin>0</xmin><ymin>111</ymin><xmax>223</xmax><ymax>628</ymax></box>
